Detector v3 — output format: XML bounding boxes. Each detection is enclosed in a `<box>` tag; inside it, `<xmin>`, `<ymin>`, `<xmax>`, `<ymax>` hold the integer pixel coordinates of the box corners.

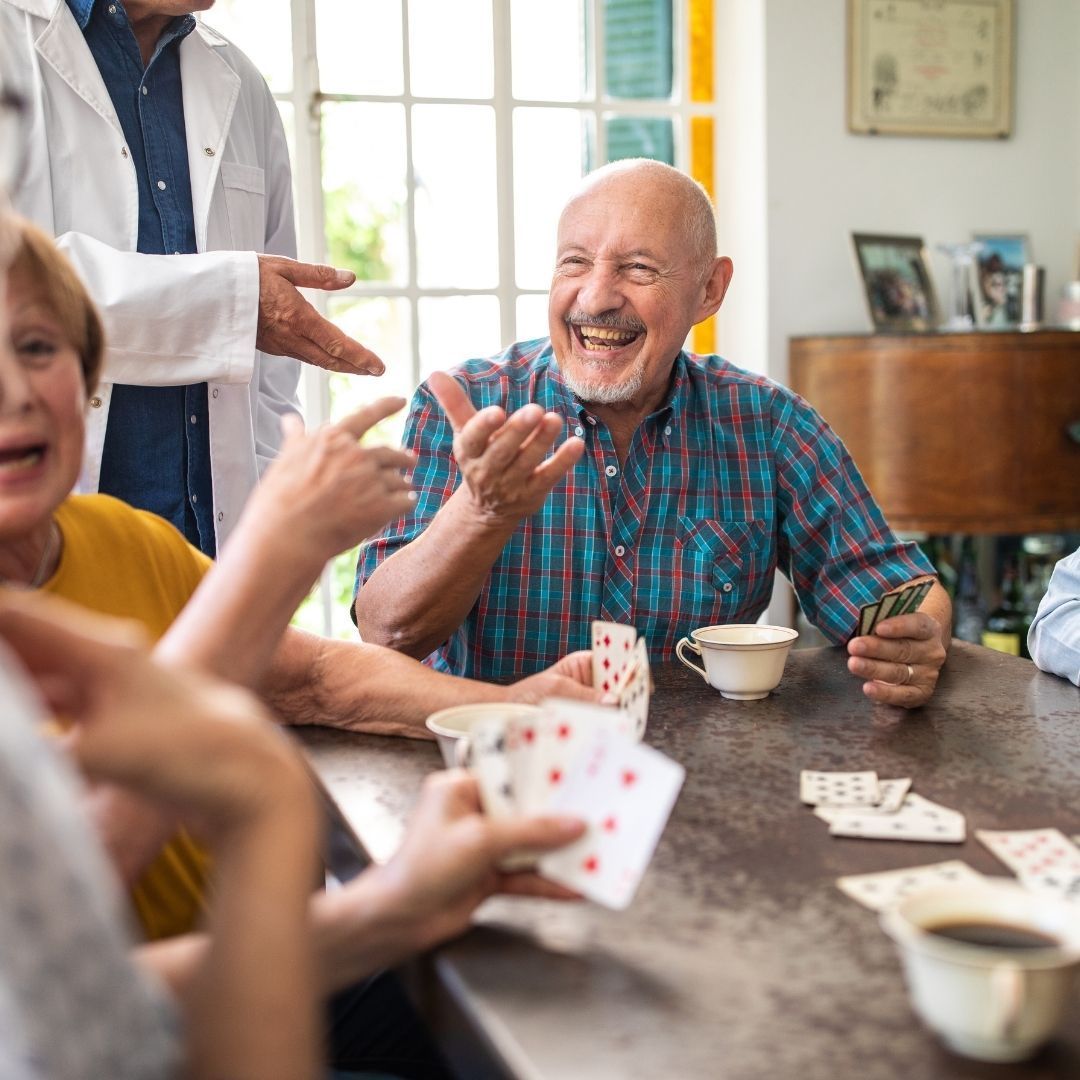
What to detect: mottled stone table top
<box><xmin>298</xmin><ymin>642</ymin><xmax>1080</xmax><ymax>1080</ymax></box>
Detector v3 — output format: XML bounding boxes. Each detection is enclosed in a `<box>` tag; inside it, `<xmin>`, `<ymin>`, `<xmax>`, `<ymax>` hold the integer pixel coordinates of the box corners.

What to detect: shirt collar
<box><xmin>67</xmin><ymin>0</ymin><xmax>196</xmax><ymax>51</ymax></box>
<box><xmin>66</xmin><ymin>0</ymin><xmax>95</xmax><ymax>30</ymax></box>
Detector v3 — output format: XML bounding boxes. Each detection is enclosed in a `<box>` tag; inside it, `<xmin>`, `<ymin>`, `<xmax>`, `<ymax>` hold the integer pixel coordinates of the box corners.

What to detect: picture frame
<box><xmin>851</xmin><ymin>232</ymin><xmax>940</xmax><ymax>332</ymax></box>
<box><xmin>971</xmin><ymin>232</ymin><xmax>1030</xmax><ymax>327</ymax></box>
<box><xmin>847</xmin><ymin>0</ymin><xmax>1015</xmax><ymax>139</ymax></box>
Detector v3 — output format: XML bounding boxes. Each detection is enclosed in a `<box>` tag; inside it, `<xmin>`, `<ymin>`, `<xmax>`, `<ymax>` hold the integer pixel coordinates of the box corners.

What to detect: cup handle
<box><xmin>988</xmin><ymin>961</ymin><xmax>1025</xmax><ymax>1039</ymax></box>
<box><xmin>675</xmin><ymin>637</ymin><xmax>708</xmax><ymax>682</ymax></box>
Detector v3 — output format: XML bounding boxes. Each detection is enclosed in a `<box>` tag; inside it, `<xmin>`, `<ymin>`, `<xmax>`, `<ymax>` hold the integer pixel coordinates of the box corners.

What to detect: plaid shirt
<box><xmin>356</xmin><ymin>340</ymin><xmax>934</xmax><ymax>679</ymax></box>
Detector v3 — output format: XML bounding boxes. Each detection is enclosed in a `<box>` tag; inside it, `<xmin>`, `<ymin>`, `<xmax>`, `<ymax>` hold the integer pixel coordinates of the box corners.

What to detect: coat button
<box><xmin>120</xmin><ymin>146</ymin><xmax>128</xmax><ymax>158</ymax></box>
<box><xmin>89</xmin><ymin>396</ymin><xmax>102</xmax><ymax>408</ymax></box>
<box><xmin>204</xmin><ymin>147</ymin><xmax>215</xmax><ymax>156</ymax></box>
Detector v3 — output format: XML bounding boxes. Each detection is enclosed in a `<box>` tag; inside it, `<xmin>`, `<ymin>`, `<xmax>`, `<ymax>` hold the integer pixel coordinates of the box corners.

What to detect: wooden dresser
<box><xmin>788</xmin><ymin>331</ymin><xmax>1080</xmax><ymax>534</ymax></box>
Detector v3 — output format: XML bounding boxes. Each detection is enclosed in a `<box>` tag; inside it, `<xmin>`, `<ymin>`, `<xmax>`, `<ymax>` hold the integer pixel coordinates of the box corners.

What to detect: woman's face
<box><xmin>0</xmin><ymin>270</ymin><xmax>86</xmax><ymax>539</ymax></box>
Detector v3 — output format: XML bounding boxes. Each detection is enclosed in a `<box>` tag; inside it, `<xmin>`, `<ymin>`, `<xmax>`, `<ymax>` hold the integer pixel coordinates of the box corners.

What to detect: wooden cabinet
<box><xmin>788</xmin><ymin>331</ymin><xmax>1080</xmax><ymax>534</ymax></box>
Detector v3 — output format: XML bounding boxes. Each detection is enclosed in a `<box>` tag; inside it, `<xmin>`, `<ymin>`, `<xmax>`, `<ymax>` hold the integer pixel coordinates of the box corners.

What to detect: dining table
<box><xmin>297</xmin><ymin>641</ymin><xmax>1080</xmax><ymax>1080</ymax></box>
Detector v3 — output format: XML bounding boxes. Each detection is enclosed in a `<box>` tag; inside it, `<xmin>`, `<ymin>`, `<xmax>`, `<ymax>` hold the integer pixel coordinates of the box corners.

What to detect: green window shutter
<box><xmin>604</xmin><ymin>0</ymin><xmax>674</xmax><ymax>99</ymax></box>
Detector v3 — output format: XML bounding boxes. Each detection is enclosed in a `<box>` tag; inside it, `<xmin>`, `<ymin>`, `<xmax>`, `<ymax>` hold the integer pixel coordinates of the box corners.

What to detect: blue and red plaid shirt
<box><xmin>356</xmin><ymin>340</ymin><xmax>934</xmax><ymax>680</ymax></box>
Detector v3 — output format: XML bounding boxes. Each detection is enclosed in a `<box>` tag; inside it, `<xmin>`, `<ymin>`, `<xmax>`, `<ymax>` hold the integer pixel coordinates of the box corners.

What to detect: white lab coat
<box><xmin>1</xmin><ymin>0</ymin><xmax>300</xmax><ymax>547</ymax></box>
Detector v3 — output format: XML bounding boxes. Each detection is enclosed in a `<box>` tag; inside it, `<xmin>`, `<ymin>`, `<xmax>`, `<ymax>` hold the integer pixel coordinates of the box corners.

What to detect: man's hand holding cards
<box><xmin>846</xmin><ymin>577</ymin><xmax>949</xmax><ymax>709</ymax></box>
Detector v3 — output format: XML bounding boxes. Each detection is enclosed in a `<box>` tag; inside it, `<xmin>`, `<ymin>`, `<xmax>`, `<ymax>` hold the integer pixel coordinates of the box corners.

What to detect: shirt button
<box><xmin>107</xmin><ymin>3</ymin><xmax>116</xmax><ymax>11</ymax></box>
<box><xmin>722</xmin><ymin>582</ymin><xmax>733</xmax><ymax>593</ymax></box>
<box><xmin>664</xmin><ymin>425</ymin><xmax>673</xmax><ymax>436</ymax></box>
<box><xmin>173</xmin><ymin>251</ymin><xmax>180</xmax><ymax>255</ymax></box>
<box><xmin>574</xmin><ymin>425</ymin><xmax>584</xmax><ymax>437</ymax></box>
<box><xmin>604</xmin><ymin>464</ymin><xmax>617</xmax><ymax>478</ymax></box>
<box><xmin>614</xmin><ymin>545</ymin><xmax>626</xmax><ymax>557</ymax></box>
<box><xmin>586</xmin><ymin>416</ymin><xmax>596</xmax><ymax>426</ymax></box>
<box><xmin>89</xmin><ymin>396</ymin><xmax>102</xmax><ymax>408</ymax></box>
<box><xmin>141</xmin><ymin>86</ymin><xmax>148</xmax><ymax>96</ymax></box>
<box><xmin>157</xmin><ymin>180</ymin><xmax>167</xmax><ymax>190</ymax></box>
<box><xmin>190</xmin><ymin>493</ymin><xmax>198</xmax><ymax>505</ymax></box>
<box><xmin>189</xmin><ymin>414</ymin><xmax>198</xmax><ymax>424</ymax></box>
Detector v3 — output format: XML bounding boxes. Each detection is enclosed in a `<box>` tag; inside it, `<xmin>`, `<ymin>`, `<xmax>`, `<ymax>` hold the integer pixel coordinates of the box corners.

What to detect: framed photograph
<box><xmin>972</xmin><ymin>232</ymin><xmax>1030</xmax><ymax>326</ymax></box>
<box><xmin>851</xmin><ymin>232</ymin><xmax>940</xmax><ymax>332</ymax></box>
<box><xmin>847</xmin><ymin>0</ymin><xmax>1014</xmax><ymax>138</ymax></box>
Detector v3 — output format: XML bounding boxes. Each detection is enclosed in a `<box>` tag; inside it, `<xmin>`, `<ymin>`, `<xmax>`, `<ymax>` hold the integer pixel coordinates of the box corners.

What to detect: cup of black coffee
<box><xmin>881</xmin><ymin>880</ymin><xmax>1080</xmax><ymax>1062</ymax></box>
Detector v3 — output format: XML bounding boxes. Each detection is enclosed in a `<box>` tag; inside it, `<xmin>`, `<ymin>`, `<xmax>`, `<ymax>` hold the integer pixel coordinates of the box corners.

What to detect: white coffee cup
<box><xmin>425</xmin><ymin>702</ymin><xmax>541</xmax><ymax>767</ymax></box>
<box><xmin>674</xmin><ymin>624</ymin><xmax>798</xmax><ymax>699</ymax></box>
<box><xmin>880</xmin><ymin>880</ymin><xmax>1080</xmax><ymax>1062</ymax></box>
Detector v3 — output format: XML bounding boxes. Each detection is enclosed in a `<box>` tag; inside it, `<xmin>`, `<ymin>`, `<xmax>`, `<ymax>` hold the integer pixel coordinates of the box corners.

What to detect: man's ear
<box><xmin>697</xmin><ymin>257</ymin><xmax>734</xmax><ymax>321</ymax></box>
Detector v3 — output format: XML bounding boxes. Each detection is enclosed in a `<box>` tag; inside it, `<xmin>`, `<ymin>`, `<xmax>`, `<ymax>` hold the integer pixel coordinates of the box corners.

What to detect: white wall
<box><xmin>734</xmin><ymin>0</ymin><xmax>1080</xmax><ymax>383</ymax></box>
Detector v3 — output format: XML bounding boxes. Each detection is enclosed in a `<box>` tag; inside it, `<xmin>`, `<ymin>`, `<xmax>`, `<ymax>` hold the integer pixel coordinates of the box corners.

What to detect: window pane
<box><xmin>322</xmin><ymin>103</ymin><xmax>408</xmax><ymax>285</ymax></box>
<box><xmin>516</xmin><ymin>294</ymin><xmax>549</xmax><ymax>343</ymax></box>
<box><xmin>513</xmin><ymin>108</ymin><xmax>587</xmax><ymax>290</ymax></box>
<box><xmin>205</xmin><ymin>0</ymin><xmax>292</xmax><ymax>92</ymax></box>
<box><xmin>413</xmin><ymin>106</ymin><xmax>498</xmax><ymax>288</ymax></box>
<box><xmin>327</xmin><ymin>297</ymin><xmax>415</xmax><ymax>425</ymax></box>
<box><xmin>603</xmin><ymin>0</ymin><xmax>673</xmax><ymax>100</ymax></box>
<box><xmin>511</xmin><ymin>0</ymin><xmax>588</xmax><ymax>101</ymax></box>
<box><xmin>604</xmin><ymin>116</ymin><xmax>674</xmax><ymax>164</ymax></box>
<box><xmin>418</xmin><ymin>297</ymin><xmax>501</xmax><ymax>379</ymax></box>
<box><xmin>409</xmin><ymin>0</ymin><xmax>493</xmax><ymax>99</ymax></box>
<box><xmin>316</xmin><ymin>0</ymin><xmax>404</xmax><ymax>96</ymax></box>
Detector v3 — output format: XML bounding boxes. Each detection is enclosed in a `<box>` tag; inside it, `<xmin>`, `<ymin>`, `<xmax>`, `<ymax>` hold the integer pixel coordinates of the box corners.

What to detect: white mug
<box><xmin>674</xmin><ymin>624</ymin><xmax>798</xmax><ymax>700</ymax></box>
<box><xmin>880</xmin><ymin>880</ymin><xmax>1080</xmax><ymax>1062</ymax></box>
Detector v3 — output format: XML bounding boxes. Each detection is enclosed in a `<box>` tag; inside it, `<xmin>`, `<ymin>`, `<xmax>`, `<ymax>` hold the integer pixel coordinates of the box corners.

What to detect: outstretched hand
<box><xmin>256</xmin><ymin>254</ymin><xmax>385</xmax><ymax>376</ymax></box>
<box><xmin>248</xmin><ymin>398</ymin><xmax>417</xmax><ymax>564</ymax></box>
<box><xmin>428</xmin><ymin>370</ymin><xmax>585</xmax><ymax>527</ymax></box>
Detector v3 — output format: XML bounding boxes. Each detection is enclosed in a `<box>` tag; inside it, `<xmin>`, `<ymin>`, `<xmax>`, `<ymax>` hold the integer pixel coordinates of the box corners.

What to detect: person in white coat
<box><xmin>2</xmin><ymin>0</ymin><xmax>383</xmax><ymax>555</ymax></box>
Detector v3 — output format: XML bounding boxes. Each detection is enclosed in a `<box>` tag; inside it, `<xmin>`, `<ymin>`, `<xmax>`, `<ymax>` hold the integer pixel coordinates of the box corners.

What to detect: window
<box><xmin>209</xmin><ymin>0</ymin><xmax>718</xmax><ymax>637</ymax></box>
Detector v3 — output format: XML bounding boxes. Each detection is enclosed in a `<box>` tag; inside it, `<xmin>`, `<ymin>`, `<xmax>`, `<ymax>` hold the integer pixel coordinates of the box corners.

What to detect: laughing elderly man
<box><xmin>355</xmin><ymin>159</ymin><xmax>952</xmax><ymax>708</ymax></box>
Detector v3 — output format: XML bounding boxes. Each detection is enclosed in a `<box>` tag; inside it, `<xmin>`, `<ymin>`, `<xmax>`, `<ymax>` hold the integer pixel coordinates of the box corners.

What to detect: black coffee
<box><xmin>927</xmin><ymin>921</ymin><xmax>1060</xmax><ymax>950</ymax></box>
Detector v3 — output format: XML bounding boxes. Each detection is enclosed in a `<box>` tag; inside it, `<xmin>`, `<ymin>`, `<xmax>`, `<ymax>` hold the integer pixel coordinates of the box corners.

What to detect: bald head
<box><xmin>560</xmin><ymin>159</ymin><xmax>718</xmax><ymax>279</ymax></box>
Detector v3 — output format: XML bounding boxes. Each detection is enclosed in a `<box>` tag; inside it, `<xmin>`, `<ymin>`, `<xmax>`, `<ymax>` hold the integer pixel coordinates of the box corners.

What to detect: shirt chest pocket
<box><xmin>219</xmin><ymin>162</ymin><xmax>266</xmax><ymax>249</ymax></box>
<box><xmin>675</xmin><ymin>517</ymin><xmax>767</xmax><ymax>599</ymax></box>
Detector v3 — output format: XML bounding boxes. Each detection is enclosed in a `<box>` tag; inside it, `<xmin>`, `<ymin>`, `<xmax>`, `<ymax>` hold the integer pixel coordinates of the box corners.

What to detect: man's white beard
<box><xmin>560</xmin><ymin>352</ymin><xmax>648</xmax><ymax>405</ymax></box>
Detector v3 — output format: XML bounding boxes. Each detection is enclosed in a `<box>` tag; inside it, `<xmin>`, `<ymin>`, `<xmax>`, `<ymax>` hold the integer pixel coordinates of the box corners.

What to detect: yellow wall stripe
<box><xmin>690</xmin><ymin>114</ymin><xmax>716</xmax><ymax>355</ymax></box>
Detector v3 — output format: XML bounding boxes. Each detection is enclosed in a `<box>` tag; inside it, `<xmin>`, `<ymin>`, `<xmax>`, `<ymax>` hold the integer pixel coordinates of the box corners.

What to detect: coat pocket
<box><xmin>219</xmin><ymin>162</ymin><xmax>266</xmax><ymax>249</ymax></box>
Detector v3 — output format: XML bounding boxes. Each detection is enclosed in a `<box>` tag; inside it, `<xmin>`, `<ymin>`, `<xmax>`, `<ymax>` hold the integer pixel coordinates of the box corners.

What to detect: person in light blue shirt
<box><xmin>1028</xmin><ymin>546</ymin><xmax>1080</xmax><ymax>687</ymax></box>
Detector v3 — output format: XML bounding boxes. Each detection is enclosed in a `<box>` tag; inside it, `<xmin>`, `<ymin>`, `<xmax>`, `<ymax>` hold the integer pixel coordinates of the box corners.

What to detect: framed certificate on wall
<box><xmin>847</xmin><ymin>0</ymin><xmax>1014</xmax><ymax>138</ymax></box>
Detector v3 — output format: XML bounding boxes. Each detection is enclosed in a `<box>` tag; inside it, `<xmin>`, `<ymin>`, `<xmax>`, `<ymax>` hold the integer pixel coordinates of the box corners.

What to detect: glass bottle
<box><xmin>953</xmin><ymin>538</ymin><xmax>985</xmax><ymax>644</ymax></box>
<box><xmin>981</xmin><ymin>560</ymin><xmax>1029</xmax><ymax>658</ymax></box>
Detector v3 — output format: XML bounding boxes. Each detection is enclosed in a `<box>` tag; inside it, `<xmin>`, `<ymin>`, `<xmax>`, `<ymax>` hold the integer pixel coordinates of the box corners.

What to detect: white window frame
<box><xmin>276</xmin><ymin>0</ymin><xmax>718</xmax><ymax>636</ymax></box>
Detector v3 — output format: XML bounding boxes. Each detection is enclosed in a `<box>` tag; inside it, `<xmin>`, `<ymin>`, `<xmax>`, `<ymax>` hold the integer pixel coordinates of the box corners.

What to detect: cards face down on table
<box><xmin>857</xmin><ymin>578</ymin><xmax>934</xmax><ymax>637</ymax></box>
<box><xmin>592</xmin><ymin>621</ymin><xmax>651</xmax><ymax>739</ymax></box>
<box><xmin>976</xmin><ymin>828</ymin><xmax>1080</xmax><ymax>904</ymax></box>
<box><xmin>801</xmin><ymin>770</ymin><xmax>965</xmax><ymax>844</ymax></box>
<box><xmin>465</xmin><ymin>698</ymin><xmax>685</xmax><ymax>910</ymax></box>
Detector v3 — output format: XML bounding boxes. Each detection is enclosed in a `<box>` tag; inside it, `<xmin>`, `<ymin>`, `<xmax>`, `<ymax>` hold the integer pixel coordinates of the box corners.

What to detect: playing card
<box><xmin>837</xmin><ymin>860</ymin><xmax>985</xmax><ymax>911</ymax></box>
<box><xmin>591</xmin><ymin>621</ymin><xmax>637</xmax><ymax>694</ymax></box>
<box><xmin>618</xmin><ymin>639</ymin><xmax>651</xmax><ymax>740</ymax></box>
<box><xmin>507</xmin><ymin>700</ymin><xmax>632</xmax><ymax>817</ymax></box>
<box><xmin>464</xmin><ymin>718</ymin><xmax>517</xmax><ymax>820</ymax></box>
<box><xmin>828</xmin><ymin>792</ymin><xmax>965</xmax><ymax>843</ymax></box>
<box><xmin>873</xmin><ymin>590</ymin><xmax>906</xmax><ymax>626</ymax></box>
<box><xmin>894</xmin><ymin>579</ymin><xmax>933</xmax><ymax>616</ymax></box>
<box><xmin>538</xmin><ymin>729</ymin><xmax>685</xmax><ymax>910</ymax></box>
<box><xmin>813</xmin><ymin>778</ymin><xmax>912</xmax><ymax>822</ymax></box>
<box><xmin>800</xmin><ymin>770</ymin><xmax>881</xmax><ymax>808</ymax></box>
<box><xmin>976</xmin><ymin>829</ymin><xmax>1080</xmax><ymax>881</ymax></box>
<box><xmin>857</xmin><ymin>600</ymin><xmax>881</xmax><ymax>637</ymax></box>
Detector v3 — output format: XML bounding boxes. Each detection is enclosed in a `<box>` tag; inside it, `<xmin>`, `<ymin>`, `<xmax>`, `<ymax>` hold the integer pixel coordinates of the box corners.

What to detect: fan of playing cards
<box><xmin>462</xmin><ymin>623</ymin><xmax>684</xmax><ymax>910</ymax></box>
<box><xmin>857</xmin><ymin>578</ymin><xmax>934</xmax><ymax>637</ymax></box>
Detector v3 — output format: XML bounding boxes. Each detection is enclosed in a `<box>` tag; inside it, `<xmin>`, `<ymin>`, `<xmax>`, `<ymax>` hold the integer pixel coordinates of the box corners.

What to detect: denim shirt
<box><xmin>69</xmin><ymin>0</ymin><xmax>216</xmax><ymax>555</ymax></box>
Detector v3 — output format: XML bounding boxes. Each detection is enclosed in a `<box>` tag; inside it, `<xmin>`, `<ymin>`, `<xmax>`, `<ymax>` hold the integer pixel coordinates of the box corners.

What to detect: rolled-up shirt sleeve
<box><xmin>1028</xmin><ymin>547</ymin><xmax>1080</xmax><ymax>687</ymax></box>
